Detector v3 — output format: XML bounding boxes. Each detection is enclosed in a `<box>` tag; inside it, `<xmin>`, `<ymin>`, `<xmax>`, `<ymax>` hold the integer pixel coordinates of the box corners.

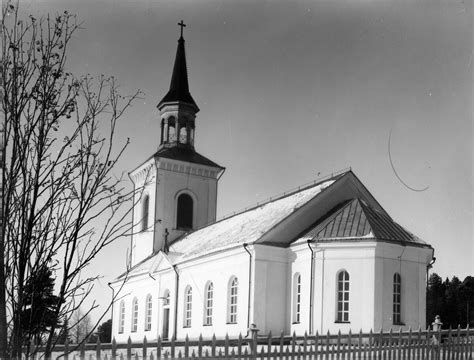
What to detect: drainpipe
<box><xmin>307</xmin><ymin>240</ymin><xmax>315</xmax><ymax>335</ymax></box>
<box><xmin>173</xmin><ymin>265</ymin><xmax>179</xmax><ymax>340</ymax></box>
<box><xmin>107</xmin><ymin>282</ymin><xmax>115</xmax><ymax>336</ymax></box>
<box><xmin>426</xmin><ymin>250</ymin><xmax>436</xmax><ymax>327</ymax></box>
<box><xmin>243</xmin><ymin>244</ymin><xmax>252</xmax><ymax>335</ymax></box>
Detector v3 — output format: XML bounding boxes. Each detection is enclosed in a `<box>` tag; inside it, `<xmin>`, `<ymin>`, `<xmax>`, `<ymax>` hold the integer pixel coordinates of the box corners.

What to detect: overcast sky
<box><xmin>18</xmin><ymin>0</ymin><xmax>472</xmax><ymax>321</ymax></box>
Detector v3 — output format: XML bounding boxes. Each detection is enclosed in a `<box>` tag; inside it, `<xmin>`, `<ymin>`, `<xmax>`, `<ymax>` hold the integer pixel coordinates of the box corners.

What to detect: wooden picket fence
<box><xmin>34</xmin><ymin>327</ymin><xmax>473</xmax><ymax>360</ymax></box>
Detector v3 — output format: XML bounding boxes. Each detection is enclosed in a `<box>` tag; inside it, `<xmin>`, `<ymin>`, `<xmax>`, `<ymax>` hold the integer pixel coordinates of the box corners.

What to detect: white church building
<box><xmin>110</xmin><ymin>28</ymin><xmax>434</xmax><ymax>343</ymax></box>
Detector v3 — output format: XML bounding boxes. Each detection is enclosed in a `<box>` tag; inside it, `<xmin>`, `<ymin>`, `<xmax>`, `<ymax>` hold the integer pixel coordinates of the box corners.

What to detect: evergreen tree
<box><xmin>97</xmin><ymin>319</ymin><xmax>112</xmax><ymax>342</ymax></box>
<box><xmin>20</xmin><ymin>264</ymin><xmax>61</xmax><ymax>345</ymax></box>
<box><xmin>426</xmin><ymin>273</ymin><xmax>445</xmax><ymax>327</ymax></box>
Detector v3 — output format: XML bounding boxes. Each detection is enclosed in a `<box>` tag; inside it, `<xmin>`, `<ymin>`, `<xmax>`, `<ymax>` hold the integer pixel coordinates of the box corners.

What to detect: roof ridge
<box><xmin>214</xmin><ymin>168</ymin><xmax>352</xmax><ymax>225</ymax></box>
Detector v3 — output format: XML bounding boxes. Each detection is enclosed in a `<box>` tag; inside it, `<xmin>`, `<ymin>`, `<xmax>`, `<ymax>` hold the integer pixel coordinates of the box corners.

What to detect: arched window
<box><xmin>204</xmin><ymin>282</ymin><xmax>214</xmax><ymax>326</ymax></box>
<box><xmin>228</xmin><ymin>277</ymin><xmax>238</xmax><ymax>324</ymax></box>
<box><xmin>393</xmin><ymin>273</ymin><xmax>402</xmax><ymax>324</ymax></box>
<box><xmin>145</xmin><ymin>294</ymin><xmax>152</xmax><ymax>331</ymax></box>
<box><xmin>131</xmin><ymin>297</ymin><xmax>139</xmax><ymax>332</ymax></box>
<box><xmin>168</xmin><ymin>117</ymin><xmax>176</xmax><ymax>142</ymax></box>
<box><xmin>176</xmin><ymin>193</ymin><xmax>193</xmax><ymax>229</ymax></box>
<box><xmin>179</xmin><ymin>126</ymin><xmax>188</xmax><ymax>144</ymax></box>
<box><xmin>141</xmin><ymin>194</ymin><xmax>149</xmax><ymax>232</ymax></box>
<box><xmin>292</xmin><ymin>273</ymin><xmax>301</xmax><ymax>323</ymax></box>
<box><xmin>184</xmin><ymin>286</ymin><xmax>192</xmax><ymax>328</ymax></box>
<box><xmin>336</xmin><ymin>271</ymin><xmax>350</xmax><ymax>322</ymax></box>
<box><xmin>162</xmin><ymin>290</ymin><xmax>171</xmax><ymax>340</ymax></box>
<box><xmin>119</xmin><ymin>300</ymin><xmax>125</xmax><ymax>334</ymax></box>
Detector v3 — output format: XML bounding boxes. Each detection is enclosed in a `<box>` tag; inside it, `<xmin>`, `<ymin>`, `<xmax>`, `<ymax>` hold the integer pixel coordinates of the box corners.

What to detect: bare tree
<box><xmin>1</xmin><ymin>2</ymin><xmax>144</xmax><ymax>358</ymax></box>
<box><xmin>69</xmin><ymin>309</ymin><xmax>92</xmax><ymax>344</ymax></box>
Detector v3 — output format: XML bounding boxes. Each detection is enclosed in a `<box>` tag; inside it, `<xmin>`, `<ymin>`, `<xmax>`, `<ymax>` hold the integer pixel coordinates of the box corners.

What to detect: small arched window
<box><xmin>393</xmin><ymin>273</ymin><xmax>402</xmax><ymax>324</ymax></box>
<box><xmin>184</xmin><ymin>286</ymin><xmax>192</xmax><ymax>328</ymax></box>
<box><xmin>131</xmin><ymin>297</ymin><xmax>139</xmax><ymax>332</ymax></box>
<box><xmin>336</xmin><ymin>271</ymin><xmax>350</xmax><ymax>323</ymax></box>
<box><xmin>119</xmin><ymin>300</ymin><xmax>125</xmax><ymax>334</ymax></box>
<box><xmin>145</xmin><ymin>294</ymin><xmax>152</xmax><ymax>331</ymax></box>
<box><xmin>141</xmin><ymin>194</ymin><xmax>149</xmax><ymax>232</ymax></box>
<box><xmin>228</xmin><ymin>277</ymin><xmax>238</xmax><ymax>324</ymax></box>
<box><xmin>179</xmin><ymin>126</ymin><xmax>188</xmax><ymax>144</ymax></box>
<box><xmin>168</xmin><ymin>117</ymin><xmax>176</xmax><ymax>142</ymax></box>
<box><xmin>176</xmin><ymin>193</ymin><xmax>193</xmax><ymax>230</ymax></box>
<box><xmin>292</xmin><ymin>273</ymin><xmax>301</xmax><ymax>323</ymax></box>
<box><xmin>204</xmin><ymin>282</ymin><xmax>214</xmax><ymax>326</ymax></box>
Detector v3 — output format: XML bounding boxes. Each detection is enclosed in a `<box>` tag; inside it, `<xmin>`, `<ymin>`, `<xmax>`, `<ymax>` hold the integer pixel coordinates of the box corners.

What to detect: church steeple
<box><xmin>158</xmin><ymin>21</ymin><xmax>199</xmax><ymax>149</ymax></box>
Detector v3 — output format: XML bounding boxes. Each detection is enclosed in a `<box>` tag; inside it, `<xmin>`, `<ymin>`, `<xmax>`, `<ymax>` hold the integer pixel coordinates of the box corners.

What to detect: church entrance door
<box><xmin>162</xmin><ymin>308</ymin><xmax>170</xmax><ymax>340</ymax></box>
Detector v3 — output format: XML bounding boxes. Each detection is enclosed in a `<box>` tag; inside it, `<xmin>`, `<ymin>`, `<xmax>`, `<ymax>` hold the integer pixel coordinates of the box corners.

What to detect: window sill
<box><xmin>226</xmin><ymin>322</ymin><xmax>237</xmax><ymax>325</ymax></box>
<box><xmin>203</xmin><ymin>323</ymin><xmax>213</xmax><ymax>327</ymax></box>
<box><xmin>183</xmin><ymin>325</ymin><xmax>191</xmax><ymax>329</ymax></box>
<box><xmin>393</xmin><ymin>322</ymin><xmax>405</xmax><ymax>326</ymax></box>
<box><xmin>334</xmin><ymin>321</ymin><xmax>351</xmax><ymax>324</ymax></box>
<box><xmin>292</xmin><ymin>322</ymin><xmax>300</xmax><ymax>325</ymax></box>
<box><xmin>145</xmin><ymin>329</ymin><xmax>151</xmax><ymax>332</ymax></box>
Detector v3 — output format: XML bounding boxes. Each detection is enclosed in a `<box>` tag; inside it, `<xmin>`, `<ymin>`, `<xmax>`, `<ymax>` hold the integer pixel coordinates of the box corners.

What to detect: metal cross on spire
<box><xmin>178</xmin><ymin>20</ymin><xmax>186</xmax><ymax>38</ymax></box>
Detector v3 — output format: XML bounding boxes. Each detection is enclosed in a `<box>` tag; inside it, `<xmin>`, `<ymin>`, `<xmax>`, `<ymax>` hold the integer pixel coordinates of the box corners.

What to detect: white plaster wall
<box><xmin>130</xmin><ymin>161</ymin><xmax>156</xmax><ymax>267</ymax></box>
<box><xmin>374</xmin><ymin>243</ymin><xmax>432</xmax><ymax>331</ymax></box>
<box><xmin>175</xmin><ymin>248</ymin><xmax>250</xmax><ymax>339</ymax></box>
<box><xmin>311</xmin><ymin>242</ymin><xmax>377</xmax><ymax>334</ymax></box>
<box><xmin>252</xmin><ymin>245</ymin><xmax>289</xmax><ymax>335</ymax></box>
<box><xmin>112</xmin><ymin>275</ymin><xmax>160</xmax><ymax>343</ymax></box>
<box><xmin>288</xmin><ymin>243</ymin><xmax>312</xmax><ymax>335</ymax></box>
<box><xmin>154</xmin><ymin>162</ymin><xmax>218</xmax><ymax>250</ymax></box>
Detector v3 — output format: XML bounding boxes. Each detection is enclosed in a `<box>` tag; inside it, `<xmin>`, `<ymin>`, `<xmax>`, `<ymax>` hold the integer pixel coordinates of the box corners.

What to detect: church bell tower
<box><xmin>129</xmin><ymin>22</ymin><xmax>225</xmax><ymax>266</ymax></box>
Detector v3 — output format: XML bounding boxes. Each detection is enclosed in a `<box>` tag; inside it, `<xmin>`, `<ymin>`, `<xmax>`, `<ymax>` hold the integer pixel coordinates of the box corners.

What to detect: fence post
<box><xmin>126</xmin><ymin>337</ymin><xmax>132</xmax><ymax>360</ymax></box>
<box><xmin>64</xmin><ymin>338</ymin><xmax>69</xmax><ymax>360</ymax></box>
<box><xmin>248</xmin><ymin>323</ymin><xmax>259</xmax><ymax>358</ymax></box>
<box><xmin>142</xmin><ymin>336</ymin><xmax>147</xmax><ymax>360</ymax></box>
<box><xmin>80</xmin><ymin>341</ymin><xmax>85</xmax><ymax>360</ymax></box>
<box><xmin>96</xmin><ymin>337</ymin><xmax>101</xmax><ymax>360</ymax></box>
<box><xmin>111</xmin><ymin>338</ymin><xmax>117</xmax><ymax>360</ymax></box>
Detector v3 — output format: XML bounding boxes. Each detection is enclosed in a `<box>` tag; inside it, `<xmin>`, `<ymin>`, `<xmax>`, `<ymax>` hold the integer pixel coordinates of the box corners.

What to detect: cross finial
<box><xmin>178</xmin><ymin>20</ymin><xmax>186</xmax><ymax>38</ymax></box>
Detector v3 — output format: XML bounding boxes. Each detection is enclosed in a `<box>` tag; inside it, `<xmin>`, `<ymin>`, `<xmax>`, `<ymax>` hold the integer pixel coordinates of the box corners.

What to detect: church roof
<box><xmin>169</xmin><ymin>176</ymin><xmax>339</xmax><ymax>260</ymax></box>
<box><xmin>300</xmin><ymin>198</ymin><xmax>426</xmax><ymax>244</ymax></box>
<box><xmin>157</xmin><ymin>36</ymin><xmax>199</xmax><ymax>111</ymax></box>
<box><xmin>155</xmin><ymin>146</ymin><xmax>224</xmax><ymax>169</ymax></box>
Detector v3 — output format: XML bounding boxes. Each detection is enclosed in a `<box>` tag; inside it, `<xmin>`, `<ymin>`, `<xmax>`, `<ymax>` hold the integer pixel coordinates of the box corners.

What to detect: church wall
<box><xmin>287</xmin><ymin>242</ymin><xmax>312</xmax><ymax>335</ymax></box>
<box><xmin>154</xmin><ymin>164</ymin><xmax>218</xmax><ymax>250</ymax></box>
<box><xmin>252</xmin><ymin>245</ymin><xmax>289</xmax><ymax>335</ymax></box>
<box><xmin>112</xmin><ymin>274</ymin><xmax>164</xmax><ymax>343</ymax></box>
<box><xmin>312</xmin><ymin>242</ymin><xmax>377</xmax><ymax>334</ymax></box>
<box><xmin>374</xmin><ymin>243</ymin><xmax>431</xmax><ymax>331</ymax></box>
<box><xmin>130</xmin><ymin>161</ymin><xmax>156</xmax><ymax>267</ymax></box>
<box><xmin>174</xmin><ymin>247</ymin><xmax>250</xmax><ymax>339</ymax></box>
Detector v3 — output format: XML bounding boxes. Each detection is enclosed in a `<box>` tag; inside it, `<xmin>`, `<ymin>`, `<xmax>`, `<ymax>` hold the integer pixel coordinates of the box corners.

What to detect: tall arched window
<box><xmin>119</xmin><ymin>300</ymin><xmax>125</xmax><ymax>334</ymax></box>
<box><xmin>184</xmin><ymin>286</ymin><xmax>192</xmax><ymax>328</ymax></box>
<box><xmin>292</xmin><ymin>273</ymin><xmax>301</xmax><ymax>323</ymax></box>
<box><xmin>176</xmin><ymin>193</ymin><xmax>193</xmax><ymax>229</ymax></box>
<box><xmin>336</xmin><ymin>271</ymin><xmax>350</xmax><ymax>322</ymax></box>
<box><xmin>162</xmin><ymin>290</ymin><xmax>171</xmax><ymax>340</ymax></box>
<box><xmin>393</xmin><ymin>273</ymin><xmax>402</xmax><ymax>324</ymax></box>
<box><xmin>145</xmin><ymin>294</ymin><xmax>152</xmax><ymax>331</ymax></box>
<box><xmin>204</xmin><ymin>282</ymin><xmax>214</xmax><ymax>326</ymax></box>
<box><xmin>228</xmin><ymin>277</ymin><xmax>238</xmax><ymax>324</ymax></box>
<box><xmin>131</xmin><ymin>297</ymin><xmax>139</xmax><ymax>332</ymax></box>
<box><xmin>141</xmin><ymin>194</ymin><xmax>149</xmax><ymax>232</ymax></box>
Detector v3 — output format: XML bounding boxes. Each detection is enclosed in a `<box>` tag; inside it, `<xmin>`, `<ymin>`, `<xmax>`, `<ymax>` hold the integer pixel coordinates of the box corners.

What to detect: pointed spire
<box><xmin>158</xmin><ymin>22</ymin><xmax>199</xmax><ymax>111</ymax></box>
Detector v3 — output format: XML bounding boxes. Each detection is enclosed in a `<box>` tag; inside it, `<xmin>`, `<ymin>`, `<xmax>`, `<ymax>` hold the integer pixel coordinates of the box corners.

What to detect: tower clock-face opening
<box><xmin>176</xmin><ymin>193</ymin><xmax>193</xmax><ymax>230</ymax></box>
